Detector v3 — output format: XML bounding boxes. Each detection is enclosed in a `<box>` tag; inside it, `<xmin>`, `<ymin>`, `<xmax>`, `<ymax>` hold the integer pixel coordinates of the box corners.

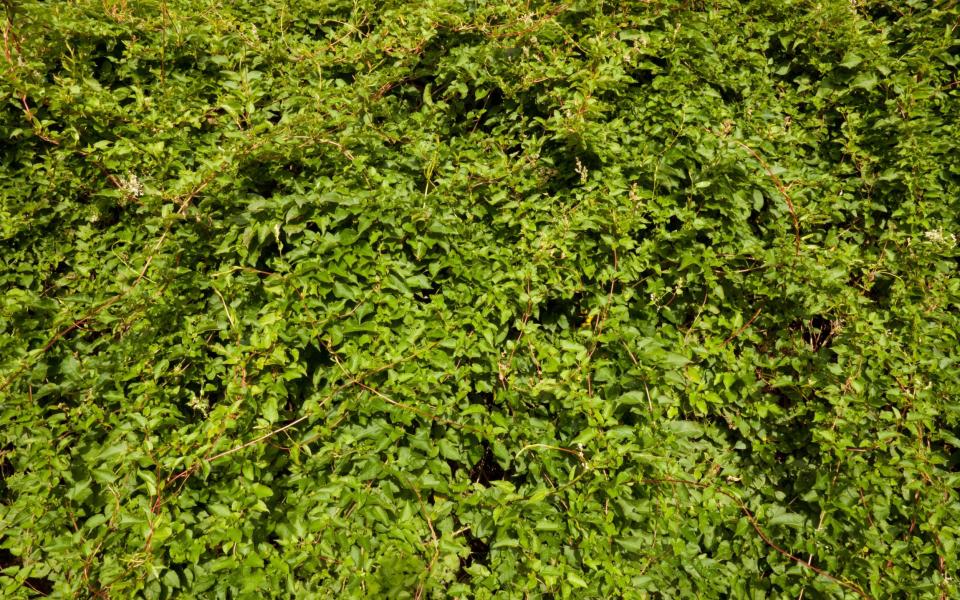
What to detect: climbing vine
<box><xmin>2</xmin><ymin>1</ymin><xmax>959</xmax><ymax>598</ymax></box>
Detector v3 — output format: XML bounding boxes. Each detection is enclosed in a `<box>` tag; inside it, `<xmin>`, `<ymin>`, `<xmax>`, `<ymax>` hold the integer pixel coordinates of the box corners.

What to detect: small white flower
<box><xmin>574</xmin><ymin>157</ymin><xmax>588</xmax><ymax>184</ymax></box>
<box><xmin>120</xmin><ymin>173</ymin><xmax>144</xmax><ymax>199</ymax></box>
<box><xmin>188</xmin><ymin>393</ymin><xmax>209</xmax><ymax>416</ymax></box>
<box><xmin>924</xmin><ymin>228</ymin><xmax>957</xmax><ymax>248</ymax></box>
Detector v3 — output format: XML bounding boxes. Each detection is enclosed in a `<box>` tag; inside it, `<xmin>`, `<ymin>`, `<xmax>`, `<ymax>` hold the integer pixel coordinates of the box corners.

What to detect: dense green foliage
<box><xmin>2</xmin><ymin>0</ymin><xmax>959</xmax><ymax>597</ymax></box>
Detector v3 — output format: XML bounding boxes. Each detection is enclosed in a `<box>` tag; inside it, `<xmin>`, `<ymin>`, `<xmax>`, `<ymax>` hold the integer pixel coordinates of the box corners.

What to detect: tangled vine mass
<box><xmin>1</xmin><ymin>1</ymin><xmax>959</xmax><ymax>598</ymax></box>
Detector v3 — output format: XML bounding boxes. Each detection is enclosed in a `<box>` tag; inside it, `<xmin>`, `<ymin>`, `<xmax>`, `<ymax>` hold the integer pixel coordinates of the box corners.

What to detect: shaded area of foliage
<box><xmin>1</xmin><ymin>0</ymin><xmax>959</xmax><ymax>597</ymax></box>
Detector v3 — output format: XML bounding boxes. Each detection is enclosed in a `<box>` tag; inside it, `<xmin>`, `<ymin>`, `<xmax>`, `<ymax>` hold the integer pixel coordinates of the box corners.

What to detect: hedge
<box><xmin>1</xmin><ymin>1</ymin><xmax>959</xmax><ymax>597</ymax></box>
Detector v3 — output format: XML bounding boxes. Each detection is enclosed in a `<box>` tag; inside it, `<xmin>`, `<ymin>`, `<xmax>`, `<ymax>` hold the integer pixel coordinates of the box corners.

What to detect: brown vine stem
<box><xmin>493</xmin><ymin>3</ymin><xmax>570</xmax><ymax>39</ymax></box>
<box><xmin>707</xmin><ymin>129</ymin><xmax>801</xmax><ymax>255</ymax></box>
<box><xmin>721</xmin><ymin>306</ymin><xmax>763</xmax><ymax>347</ymax></box>
<box><xmin>0</xmin><ymin>137</ymin><xmax>268</xmax><ymax>393</ymax></box>
<box><xmin>643</xmin><ymin>476</ymin><xmax>871</xmax><ymax>599</ymax></box>
<box><xmin>191</xmin><ymin>341</ymin><xmax>458</xmax><ymax>469</ymax></box>
<box><xmin>18</xmin><ymin>93</ymin><xmax>125</xmax><ymax>190</ymax></box>
<box><xmin>730</xmin><ymin>138</ymin><xmax>801</xmax><ymax>255</ymax></box>
<box><xmin>411</xmin><ymin>482</ymin><xmax>440</xmax><ymax>600</ymax></box>
<box><xmin>2</xmin><ymin>11</ymin><xmax>17</xmax><ymax>66</ymax></box>
<box><xmin>204</xmin><ymin>413</ymin><xmax>313</xmax><ymax>463</ymax></box>
<box><xmin>355</xmin><ymin>381</ymin><xmax>479</xmax><ymax>433</ymax></box>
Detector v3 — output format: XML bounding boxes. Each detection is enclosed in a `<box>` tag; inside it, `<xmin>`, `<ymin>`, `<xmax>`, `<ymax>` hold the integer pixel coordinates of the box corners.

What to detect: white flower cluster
<box><xmin>188</xmin><ymin>392</ymin><xmax>209</xmax><ymax>416</ymax></box>
<box><xmin>923</xmin><ymin>228</ymin><xmax>957</xmax><ymax>248</ymax></box>
<box><xmin>120</xmin><ymin>174</ymin><xmax>144</xmax><ymax>199</ymax></box>
<box><xmin>649</xmin><ymin>278</ymin><xmax>685</xmax><ymax>308</ymax></box>
<box><xmin>575</xmin><ymin>157</ymin><xmax>588</xmax><ymax>184</ymax></box>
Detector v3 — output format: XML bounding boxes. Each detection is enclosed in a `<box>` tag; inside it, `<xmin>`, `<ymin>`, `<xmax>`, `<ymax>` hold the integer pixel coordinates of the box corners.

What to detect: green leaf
<box><xmin>852</xmin><ymin>71</ymin><xmax>878</xmax><ymax>91</ymax></box>
<box><xmin>664</xmin><ymin>421</ymin><xmax>704</xmax><ymax>438</ymax></box>
<box><xmin>566</xmin><ymin>573</ymin><xmax>589</xmax><ymax>588</ymax></box>
<box><xmin>840</xmin><ymin>52</ymin><xmax>863</xmax><ymax>68</ymax></box>
<box><xmin>616</xmin><ymin>537</ymin><xmax>648</xmax><ymax>553</ymax></box>
<box><xmin>767</xmin><ymin>512</ymin><xmax>805</xmax><ymax>528</ymax></box>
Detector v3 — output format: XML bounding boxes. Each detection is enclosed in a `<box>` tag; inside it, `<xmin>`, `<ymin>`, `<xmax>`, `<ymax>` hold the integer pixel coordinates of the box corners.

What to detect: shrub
<box><xmin>2</xmin><ymin>1</ymin><xmax>958</xmax><ymax>597</ymax></box>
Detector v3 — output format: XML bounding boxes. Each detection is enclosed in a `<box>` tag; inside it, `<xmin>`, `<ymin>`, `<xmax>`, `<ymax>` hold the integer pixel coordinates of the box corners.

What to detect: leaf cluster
<box><xmin>1</xmin><ymin>0</ymin><xmax>959</xmax><ymax>598</ymax></box>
